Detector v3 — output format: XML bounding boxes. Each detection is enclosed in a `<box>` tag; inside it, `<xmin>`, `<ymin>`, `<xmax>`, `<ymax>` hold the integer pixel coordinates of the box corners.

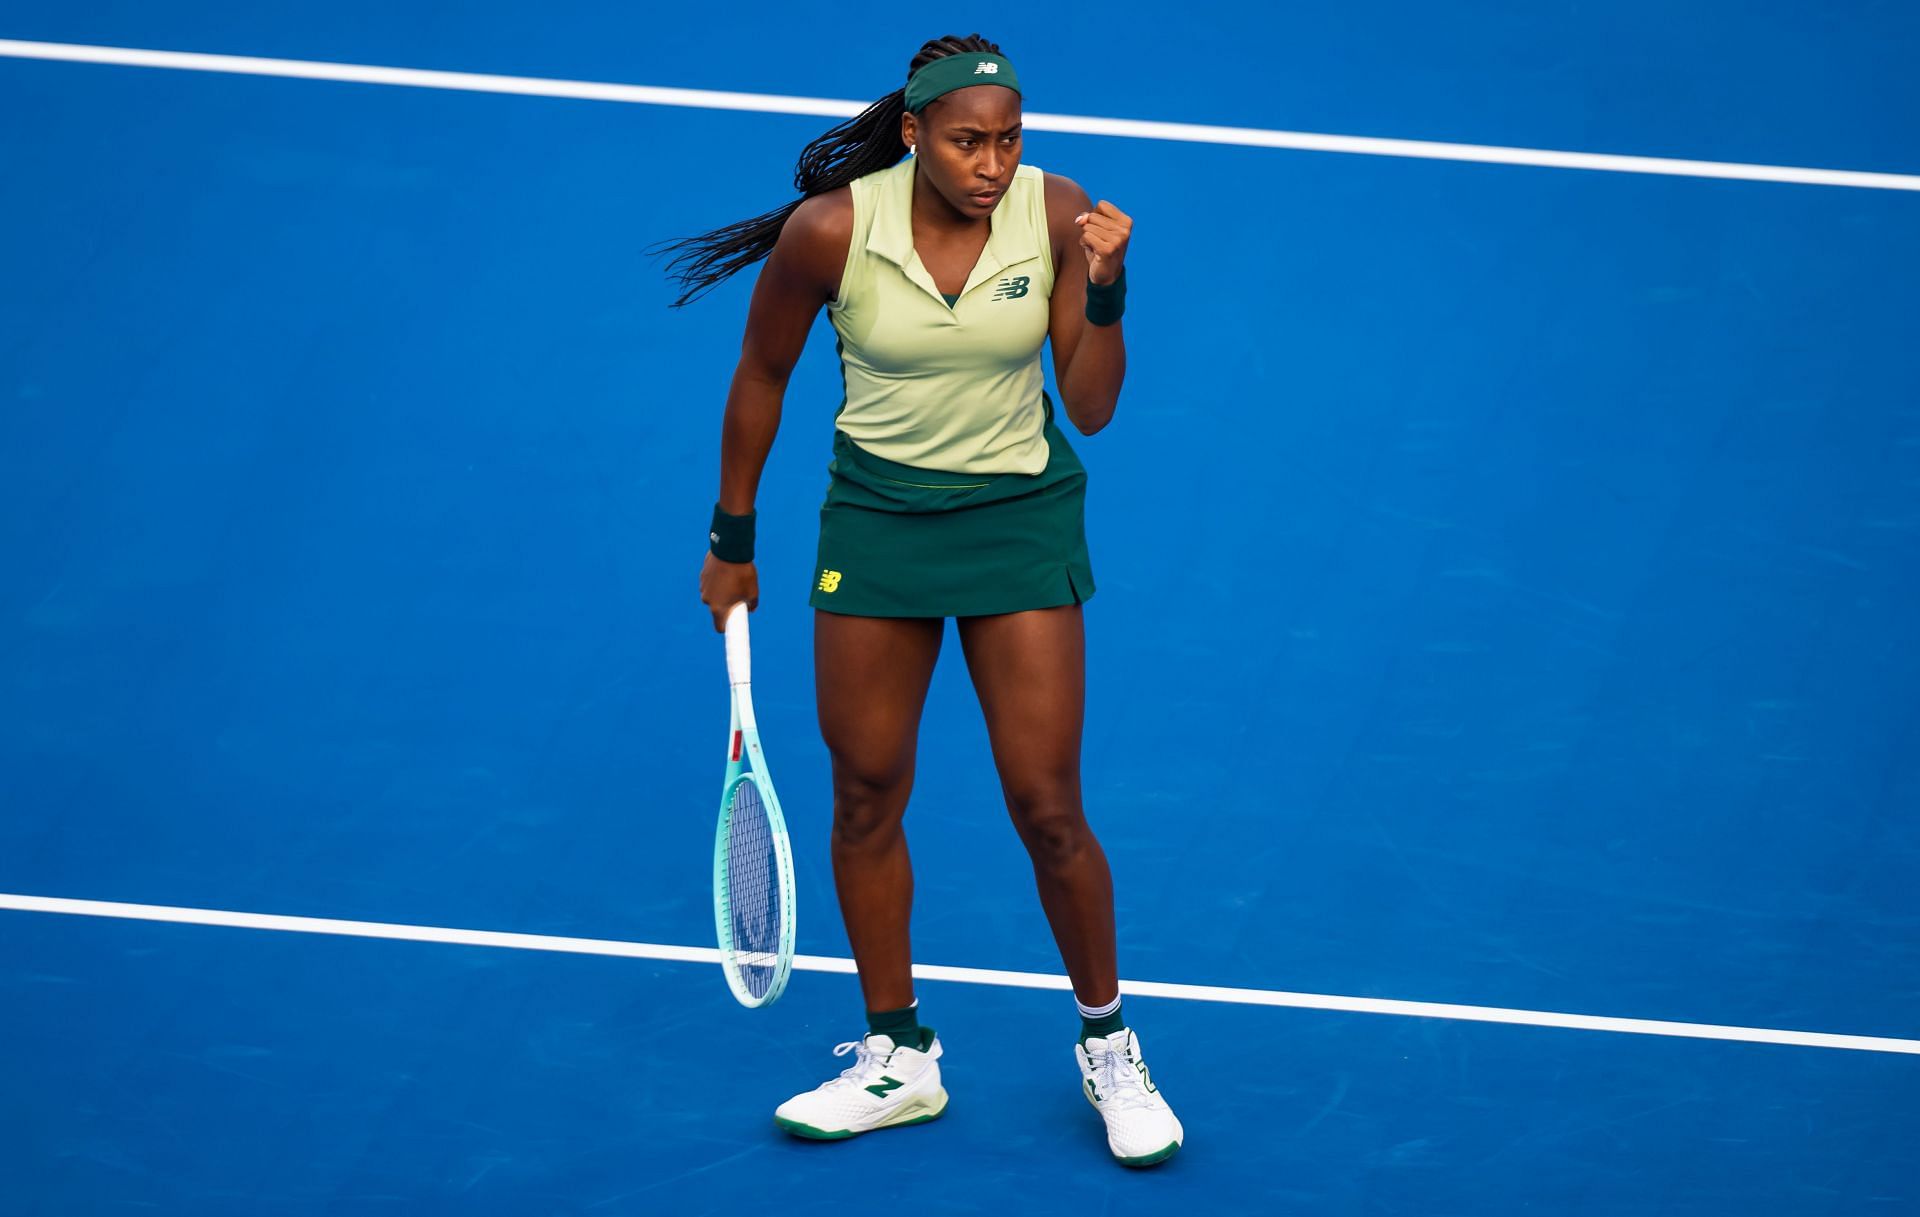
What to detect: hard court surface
<box><xmin>2</xmin><ymin>4</ymin><xmax>1917</xmax><ymax>1213</ymax></box>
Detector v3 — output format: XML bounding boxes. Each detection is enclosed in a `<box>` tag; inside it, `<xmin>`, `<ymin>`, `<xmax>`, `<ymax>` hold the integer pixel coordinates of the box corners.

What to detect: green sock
<box><xmin>866</xmin><ymin>1003</ymin><xmax>924</xmax><ymax>1050</ymax></box>
<box><xmin>1080</xmin><ymin>1000</ymin><xmax>1126</xmax><ymax>1045</ymax></box>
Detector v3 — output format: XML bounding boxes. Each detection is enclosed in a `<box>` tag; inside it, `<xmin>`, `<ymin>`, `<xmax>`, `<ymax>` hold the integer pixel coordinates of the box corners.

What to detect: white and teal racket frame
<box><xmin>713</xmin><ymin>602</ymin><xmax>798</xmax><ymax>1008</ymax></box>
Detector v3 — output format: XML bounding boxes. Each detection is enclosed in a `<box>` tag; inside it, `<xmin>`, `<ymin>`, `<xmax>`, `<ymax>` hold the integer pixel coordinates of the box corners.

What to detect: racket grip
<box><xmin>724</xmin><ymin>602</ymin><xmax>751</xmax><ymax>686</ymax></box>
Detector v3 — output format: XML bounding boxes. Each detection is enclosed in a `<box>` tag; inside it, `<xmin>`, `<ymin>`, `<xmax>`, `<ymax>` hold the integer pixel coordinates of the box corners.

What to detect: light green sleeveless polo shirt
<box><xmin>828</xmin><ymin>158</ymin><xmax>1055</xmax><ymax>475</ymax></box>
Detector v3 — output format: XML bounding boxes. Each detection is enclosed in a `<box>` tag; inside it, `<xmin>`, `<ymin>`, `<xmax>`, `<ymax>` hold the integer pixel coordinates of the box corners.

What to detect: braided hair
<box><xmin>654</xmin><ymin>34</ymin><xmax>1005</xmax><ymax>308</ymax></box>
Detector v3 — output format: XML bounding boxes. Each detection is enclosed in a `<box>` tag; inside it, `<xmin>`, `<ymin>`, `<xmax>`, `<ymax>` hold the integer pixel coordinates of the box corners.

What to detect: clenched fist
<box><xmin>701</xmin><ymin>552</ymin><xmax>757</xmax><ymax>632</ymax></box>
<box><xmin>1074</xmin><ymin>201</ymin><xmax>1132</xmax><ymax>286</ymax></box>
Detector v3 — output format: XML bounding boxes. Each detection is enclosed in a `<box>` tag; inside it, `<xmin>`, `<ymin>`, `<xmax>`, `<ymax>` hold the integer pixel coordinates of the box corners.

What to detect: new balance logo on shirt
<box><xmin>991</xmin><ymin>276</ymin><xmax>1030</xmax><ymax>301</ymax></box>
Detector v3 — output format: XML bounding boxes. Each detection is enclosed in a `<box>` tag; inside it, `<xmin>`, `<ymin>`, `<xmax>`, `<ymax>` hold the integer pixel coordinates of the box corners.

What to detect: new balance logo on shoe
<box><xmin>864</xmin><ymin>1076</ymin><xmax>904</xmax><ymax>1099</ymax></box>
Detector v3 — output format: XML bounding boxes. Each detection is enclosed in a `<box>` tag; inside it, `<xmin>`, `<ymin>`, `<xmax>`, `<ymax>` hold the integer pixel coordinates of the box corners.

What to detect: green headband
<box><xmin>904</xmin><ymin>53</ymin><xmax>1021</xmax><ymax>114</ymax></box>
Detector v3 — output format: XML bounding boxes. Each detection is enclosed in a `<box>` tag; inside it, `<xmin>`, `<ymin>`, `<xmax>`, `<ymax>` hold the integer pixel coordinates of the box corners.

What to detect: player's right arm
<box><xmin>701</xmin><ymin>189</ymin><xmax>852</xmax><ymax>631</ymax></box>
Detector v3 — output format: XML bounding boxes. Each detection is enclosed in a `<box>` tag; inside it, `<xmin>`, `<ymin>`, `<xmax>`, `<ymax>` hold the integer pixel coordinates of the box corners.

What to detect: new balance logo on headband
<box><xmin>974</xmin><ymin>62</ymin><xmax>999</xmax><ymax>74</ymax></box>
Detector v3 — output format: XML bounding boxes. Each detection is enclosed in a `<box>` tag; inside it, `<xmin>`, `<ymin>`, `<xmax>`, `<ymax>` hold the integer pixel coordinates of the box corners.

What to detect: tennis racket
<box><xmin>713</xmin><ymin>602</ymin><xmax>797</xmax><ymax>1008</ymax></box>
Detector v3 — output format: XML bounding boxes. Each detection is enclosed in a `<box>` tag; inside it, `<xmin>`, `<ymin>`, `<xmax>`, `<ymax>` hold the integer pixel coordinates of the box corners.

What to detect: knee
<box><xmin>830</xmin><ymin>767</ymin><xmax>909</xmax><ymax>851</ymax></box>
<box><xmin>1008</xmin><ymin>789</ymin><xmax>1093</xmax><ymax>872</ymax></box>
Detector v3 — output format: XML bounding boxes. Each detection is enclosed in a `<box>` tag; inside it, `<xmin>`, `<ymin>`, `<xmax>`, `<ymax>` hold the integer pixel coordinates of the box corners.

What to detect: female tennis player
<box><xmin>664</xmin><ymin>34</ymin><xmax>1181</xmax><ymax>1167</ymax></box>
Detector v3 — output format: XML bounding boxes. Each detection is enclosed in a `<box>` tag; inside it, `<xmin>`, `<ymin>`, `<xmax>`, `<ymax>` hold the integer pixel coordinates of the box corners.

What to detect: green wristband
<box><xmin>709</xmin><ymin>504</ymin><xmax>755</xmax><ymax>564</ymax></box>
<box><xmin>1085</xmin><ymin>267</ymin><xmax>1126</xmax><ymax>326</ymax></box>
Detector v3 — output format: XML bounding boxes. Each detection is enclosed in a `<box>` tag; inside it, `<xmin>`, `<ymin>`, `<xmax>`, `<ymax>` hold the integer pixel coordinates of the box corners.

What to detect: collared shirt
<box><xmin>828</xmin><ymin>158</ymin><xmax>1055</xmax><ymax>475</ymax></box>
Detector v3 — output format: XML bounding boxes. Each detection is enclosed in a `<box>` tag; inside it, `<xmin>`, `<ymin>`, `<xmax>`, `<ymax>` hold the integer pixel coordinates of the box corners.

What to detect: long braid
<box><xmin>654</xmin><ymin>34</ymin><xmax>1004</xmax><ymax>308</ymax></box>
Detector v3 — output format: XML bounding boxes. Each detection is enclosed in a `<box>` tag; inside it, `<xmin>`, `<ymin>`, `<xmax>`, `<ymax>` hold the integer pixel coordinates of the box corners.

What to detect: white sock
<box><xmin>1076</xmin><ymin>993</ymin><xmax>1122</xmax><ymax>1021</ymax></box>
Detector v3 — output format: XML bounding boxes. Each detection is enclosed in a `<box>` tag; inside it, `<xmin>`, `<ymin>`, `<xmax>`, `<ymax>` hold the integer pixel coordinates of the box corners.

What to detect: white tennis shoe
<box><xmin>1076</xmin><ymin>1027</ymin><xmax>1183</xmax><ymax>1166</ymax></box>
<box><xmin>773</xmin><ymin>1031</ymin><xmax>949</xmax><ymax>1139</ymax></box>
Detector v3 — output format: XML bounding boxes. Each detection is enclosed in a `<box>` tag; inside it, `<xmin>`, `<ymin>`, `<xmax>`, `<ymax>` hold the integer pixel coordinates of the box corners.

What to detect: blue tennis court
<box><xmin>3</xmin><ymin>3</ymin><xmax>1917</xmax><ymax>1212</ymax></box>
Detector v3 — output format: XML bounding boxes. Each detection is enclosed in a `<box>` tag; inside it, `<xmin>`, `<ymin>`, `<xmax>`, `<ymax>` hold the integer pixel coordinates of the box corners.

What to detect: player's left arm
<box><xmin>1045</xmin><ymin>172</ymin><xmax>1131</xmax><ymax>436</ymax></box>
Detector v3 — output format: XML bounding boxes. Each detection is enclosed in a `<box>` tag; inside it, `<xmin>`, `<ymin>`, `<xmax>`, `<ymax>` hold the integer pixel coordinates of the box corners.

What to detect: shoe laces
<box><xmin>828</xmin><ymin>1038</ymin><xmax>891</xmax><ymax>1088</ymax></box>
<box><xmin>1089</xmin><ymin>1041</ymin><xmax>1155</xmax><ymax>1112</ymax></box>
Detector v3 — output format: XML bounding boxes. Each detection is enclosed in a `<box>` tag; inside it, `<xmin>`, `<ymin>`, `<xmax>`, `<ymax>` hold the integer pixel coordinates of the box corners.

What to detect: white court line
<box><xmin>3</xmin><ymin>38</ymin><xmax>1918</xmax><ymax>192</ymax></box>
<box><xmin>4</xmin><ymin>892</ymin><xmax>1917</xmax><ymax>1056</ymax></box>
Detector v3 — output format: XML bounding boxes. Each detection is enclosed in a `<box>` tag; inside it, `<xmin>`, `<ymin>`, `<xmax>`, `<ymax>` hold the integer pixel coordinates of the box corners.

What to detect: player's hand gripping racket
<box><xmin>713</xmin><ymin>602</ymin><xmax>797</xmax><ymax>1007</ymax></box>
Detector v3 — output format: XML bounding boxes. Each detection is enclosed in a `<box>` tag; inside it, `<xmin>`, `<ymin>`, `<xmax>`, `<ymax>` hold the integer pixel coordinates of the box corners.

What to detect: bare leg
<box><xmin>956</xmin><ymin>605</ymin><xmax>1119</xmax><ymax>1006</ymax></box>
<box><xmin>814</xmin><ymin>611</ymin><xmax>944</xmax><ymax>1013</ymax></box>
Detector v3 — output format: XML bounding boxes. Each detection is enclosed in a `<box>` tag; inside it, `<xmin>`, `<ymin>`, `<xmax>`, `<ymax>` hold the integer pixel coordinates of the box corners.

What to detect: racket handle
<box><xmin>724</xmin><ymin>601</ymin><xmax>751</xmax><ymax>686</ymax></box>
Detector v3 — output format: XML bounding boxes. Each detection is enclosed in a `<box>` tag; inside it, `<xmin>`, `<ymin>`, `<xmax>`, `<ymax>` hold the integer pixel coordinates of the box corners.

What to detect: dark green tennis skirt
<box><xmin>810</xmin><ymin>411</ymin><xmax>1095</xmax><ymax>619</ymax></box>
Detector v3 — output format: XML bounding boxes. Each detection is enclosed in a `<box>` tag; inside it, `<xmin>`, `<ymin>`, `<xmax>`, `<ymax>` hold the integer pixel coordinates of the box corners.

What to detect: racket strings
<box><xmin>725</xmin><ymin>777</ymin><xmax>783</xmax><ymax>998</ymax></box>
